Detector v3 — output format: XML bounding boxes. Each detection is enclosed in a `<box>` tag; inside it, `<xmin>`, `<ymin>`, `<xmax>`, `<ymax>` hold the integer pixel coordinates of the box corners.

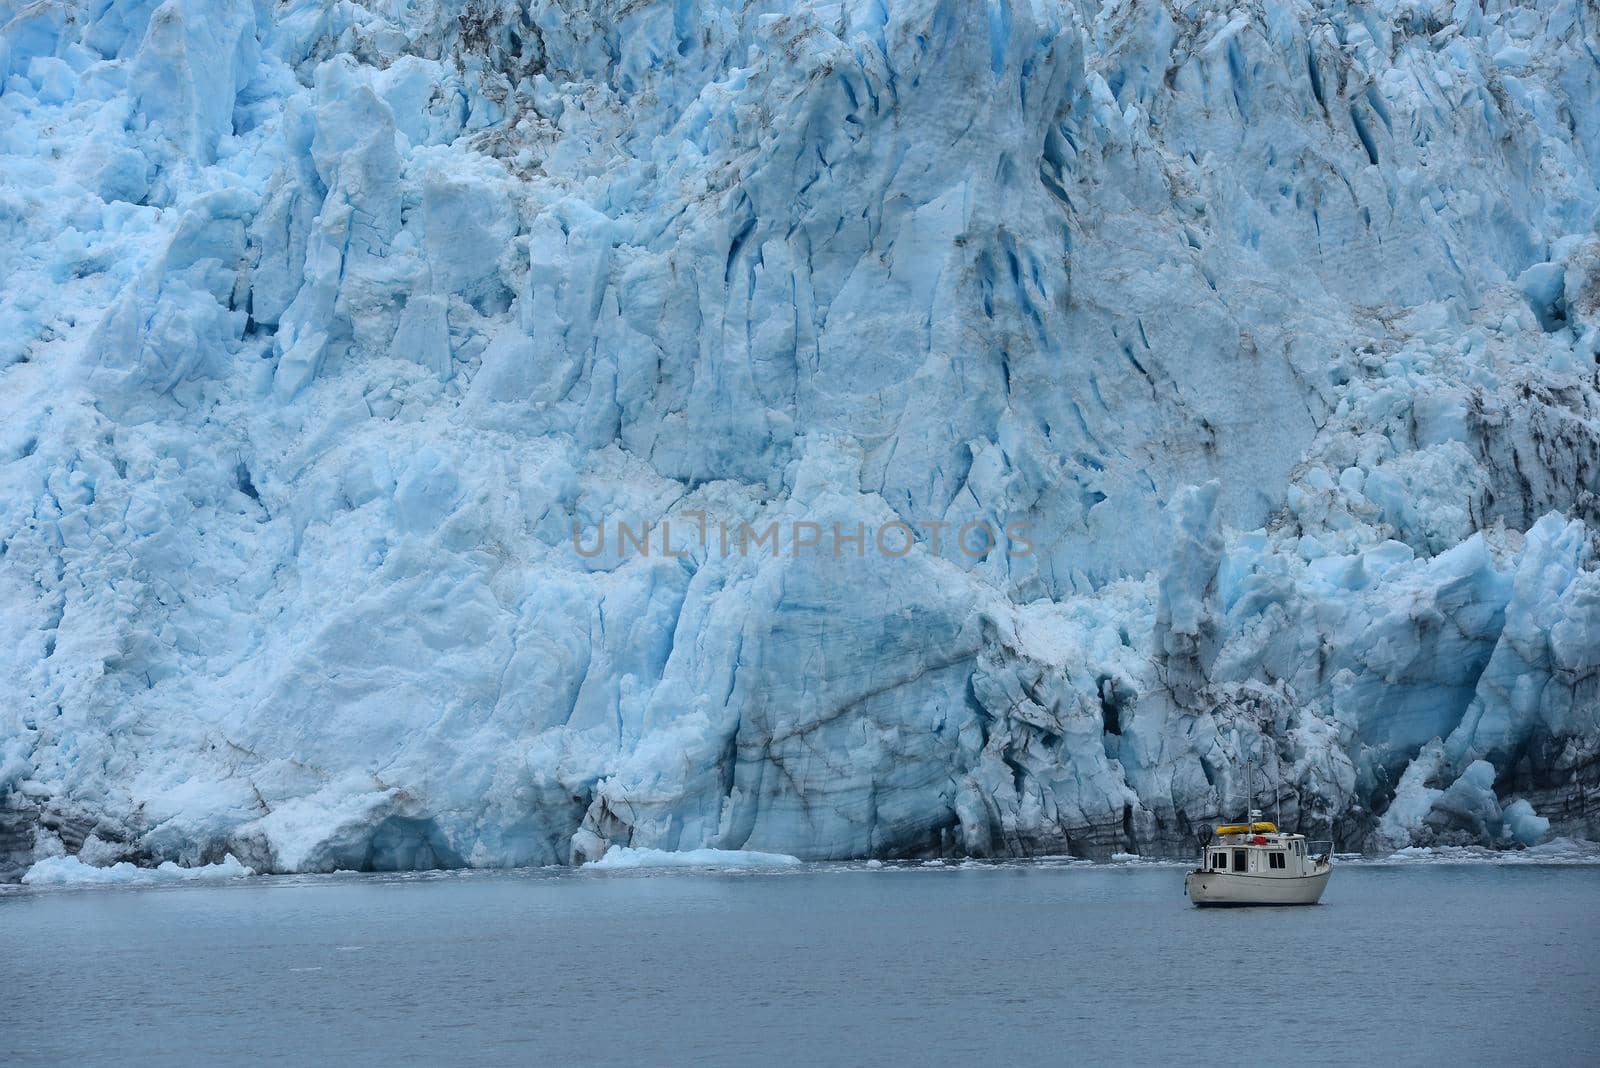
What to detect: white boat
<box><xmin>1184</xmin><ymin>817</ymin><xmax>1332</xmax><ymax>907</ymax></box>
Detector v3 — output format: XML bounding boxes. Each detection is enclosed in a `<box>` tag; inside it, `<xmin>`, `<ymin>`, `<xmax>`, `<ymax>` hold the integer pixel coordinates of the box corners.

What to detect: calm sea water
<box><xmin>2</xmin><ymin>862</ymin><xmax>1596</xmax><ymax>1066</ymax></box>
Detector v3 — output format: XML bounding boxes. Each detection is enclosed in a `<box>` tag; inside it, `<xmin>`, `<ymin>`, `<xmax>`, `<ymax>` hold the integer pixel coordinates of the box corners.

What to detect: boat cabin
<box><xmin>1202</xmin><ymin>822</ymin><xmax>1318</xmax><ymax>878</ymax></box>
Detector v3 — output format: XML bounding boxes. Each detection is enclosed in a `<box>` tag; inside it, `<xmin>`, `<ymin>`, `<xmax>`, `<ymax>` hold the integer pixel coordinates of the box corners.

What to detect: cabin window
<box><xmin>1270</xmin><ymin>852</ymin><xmax>1285</xmax><ymax>869</ymax></box>
<box><xmin>1212</xmin><ymin>852</ymin><xmax>1227</xmax><ymax>869</ymax></box>
<box><xmin>1232</xmin><ymin>849</ymin><xmax>1248</xmax><ymax>872</ymax></box>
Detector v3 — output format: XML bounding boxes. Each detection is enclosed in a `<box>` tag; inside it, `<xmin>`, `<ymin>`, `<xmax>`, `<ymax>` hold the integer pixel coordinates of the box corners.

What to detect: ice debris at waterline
<box><xmin>1</xmin><ymin>0</ymin><xmax>1598</xmax><ymax>882</ymax></box>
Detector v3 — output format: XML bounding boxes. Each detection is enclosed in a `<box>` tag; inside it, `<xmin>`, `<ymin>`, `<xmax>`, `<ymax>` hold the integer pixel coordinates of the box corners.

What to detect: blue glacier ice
<box><xmin>0</xmin><ymin>0</ymin><xmax>1597</xmax><ymax>879</ymax></box>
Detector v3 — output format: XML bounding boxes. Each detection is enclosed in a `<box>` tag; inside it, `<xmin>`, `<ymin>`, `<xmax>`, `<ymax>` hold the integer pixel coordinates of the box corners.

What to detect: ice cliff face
<box><xmin>1</xmin><ymin>0</ymin><xmax>1597</xmax><ymax>878</ymax></box>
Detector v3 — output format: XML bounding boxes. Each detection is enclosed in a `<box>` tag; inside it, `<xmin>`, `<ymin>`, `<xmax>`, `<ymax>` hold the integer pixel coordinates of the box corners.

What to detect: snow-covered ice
<box><xmin>0</xmin><ymin>0</ymin><xmax>1597</xmax><ymax>880</ymax></box>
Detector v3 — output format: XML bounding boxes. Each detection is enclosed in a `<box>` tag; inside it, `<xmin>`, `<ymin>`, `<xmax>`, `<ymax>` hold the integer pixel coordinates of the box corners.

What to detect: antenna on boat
<box><xmin>1275</xmin><ymin>754</ymin><xmax>1282</xmax><ymax>829</ymax></box>
<box><xmin>1244</xmin><ymin>754</ymin><xmax>1252</xmax><ymax>824</ymax></box>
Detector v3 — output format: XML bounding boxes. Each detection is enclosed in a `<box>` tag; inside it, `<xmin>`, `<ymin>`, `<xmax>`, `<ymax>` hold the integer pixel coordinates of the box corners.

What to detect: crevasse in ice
<box><xmin>0</xmin><ymin>0</ymin><xmax>1596</xmax><ymax>878</ymax></box>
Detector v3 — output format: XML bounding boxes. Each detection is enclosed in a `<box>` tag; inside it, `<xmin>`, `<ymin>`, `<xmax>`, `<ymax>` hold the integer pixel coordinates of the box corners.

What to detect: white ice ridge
<box><xmin>0</xmin><ymin>0</ymin><xmax>1597</xmax><ymax>878</ymax></box>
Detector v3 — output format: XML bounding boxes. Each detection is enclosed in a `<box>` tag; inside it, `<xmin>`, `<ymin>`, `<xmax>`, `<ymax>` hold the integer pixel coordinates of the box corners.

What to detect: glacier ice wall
<box><xmin>1</xmin><ymin>0</ymin><xmax>1598</xmax><ymax>877</ymax></box>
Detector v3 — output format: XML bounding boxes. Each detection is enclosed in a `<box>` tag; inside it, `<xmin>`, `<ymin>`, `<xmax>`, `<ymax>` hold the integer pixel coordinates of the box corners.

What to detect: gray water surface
<box><xmin>3</xmin><ymin>863</ymin><xmax>1596</xmax><ymax>1066</ymax></box>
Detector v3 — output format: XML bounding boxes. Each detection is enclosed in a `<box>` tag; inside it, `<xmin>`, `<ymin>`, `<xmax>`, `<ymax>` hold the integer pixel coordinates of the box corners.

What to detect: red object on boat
<box><xmin>1251</xmin><ymin>835</ymin><xmax>1268</xmax><ymax>845</ymax></box>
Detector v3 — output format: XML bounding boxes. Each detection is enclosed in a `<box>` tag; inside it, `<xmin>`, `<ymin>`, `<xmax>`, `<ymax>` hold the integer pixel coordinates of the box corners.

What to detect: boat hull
<box><xmin>1185</xmin><ymin>868</ymin><xmax>1331</xmax><ymax>907</ymax></box>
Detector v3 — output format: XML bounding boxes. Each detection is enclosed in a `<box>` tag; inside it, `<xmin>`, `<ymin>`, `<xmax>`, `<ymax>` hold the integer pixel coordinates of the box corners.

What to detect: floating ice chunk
<box><xmin>1381</xmin><ymin>838</ymin><xmax>1600</xmax><ymax>865</ymax></box>
<box><xmin>1521</xmin><ymin>837</ymin><xmax>1600</xmax><ymax>862</ymax></box>
<box><xmin>582</xmin><ymin>847</ymin><xmax>802</xmax><ymax>871</ymax></box>
<box><xmin>21</xmin><ymin>854</ymin><xmax>254</xmax><ymax>887</ymax></box>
